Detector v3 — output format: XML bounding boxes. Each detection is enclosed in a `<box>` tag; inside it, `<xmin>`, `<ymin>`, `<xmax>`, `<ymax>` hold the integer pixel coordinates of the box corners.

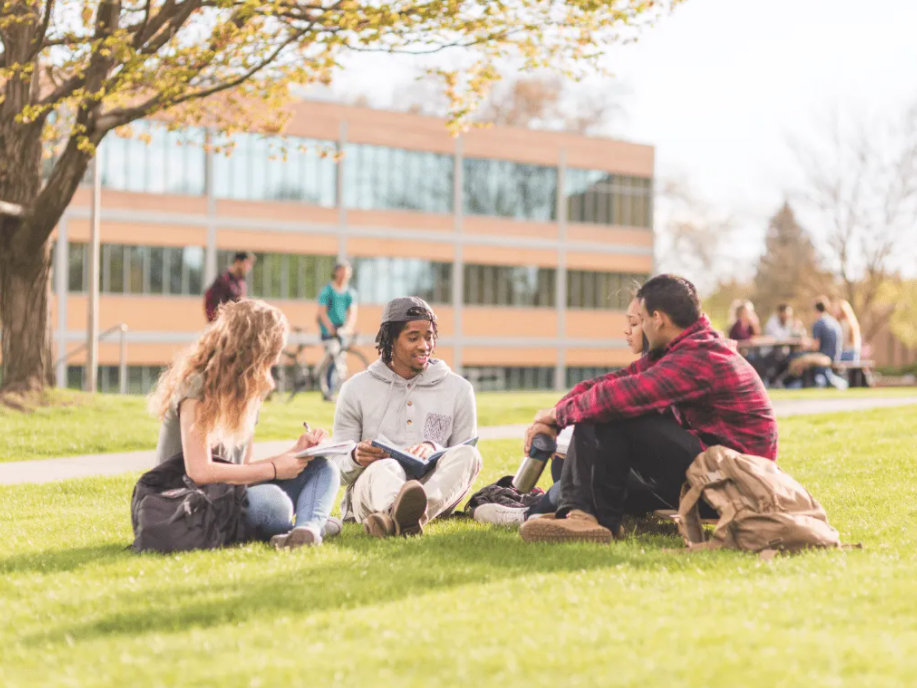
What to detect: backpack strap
<box><xmin>676</xmin><ymin>482</ymin><xmax>707</xmax><ymax>547</ymax></box>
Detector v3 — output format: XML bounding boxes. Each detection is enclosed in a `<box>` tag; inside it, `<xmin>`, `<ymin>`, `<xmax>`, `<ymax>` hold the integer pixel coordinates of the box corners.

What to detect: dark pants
<box><xmin>557</xmin><ymin>414</ymin><xmax>703</xmax><ymax>531</ymax></box>
<box><xmin>524</xmin><ymin>460</ymin><xmax>673</xmax><ymax>519</ymax></box>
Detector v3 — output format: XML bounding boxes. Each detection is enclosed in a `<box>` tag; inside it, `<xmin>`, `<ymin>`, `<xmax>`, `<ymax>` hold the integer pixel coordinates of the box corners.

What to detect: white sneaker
<box><xmin>473</xmin><ymin>503</ymin><xmax>527</xmax><ymax>528</ymax></box>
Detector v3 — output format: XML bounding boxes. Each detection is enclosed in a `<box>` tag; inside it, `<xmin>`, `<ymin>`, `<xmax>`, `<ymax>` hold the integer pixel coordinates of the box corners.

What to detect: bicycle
<box><xmin>276</xmin><ymin>327</ymin><xmax>370</xmax><ymax>403</ymax></box>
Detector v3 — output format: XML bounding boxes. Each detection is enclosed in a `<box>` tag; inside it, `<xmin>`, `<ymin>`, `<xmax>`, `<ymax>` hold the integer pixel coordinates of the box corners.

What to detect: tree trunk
<box><xmin>0</xmin><ymin>227</ymin><xmax>55</xmax><ymax>393</ymax></box>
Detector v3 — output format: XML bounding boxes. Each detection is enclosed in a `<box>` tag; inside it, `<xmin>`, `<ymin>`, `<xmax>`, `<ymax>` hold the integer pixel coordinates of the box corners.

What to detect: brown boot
<box><xmin>391</xmin><ymin>480</ymin><xmax>427</xmax><ymax>537</ymax></box>
<box><xmin>520</xmin><ymin>509</ymin><xmax>619</xmax><ymax>544</ymax></box>
<box><xmin>363</xmin><ymin>512</ymin><xmax>396</xmax><ymax>538</ymax></box>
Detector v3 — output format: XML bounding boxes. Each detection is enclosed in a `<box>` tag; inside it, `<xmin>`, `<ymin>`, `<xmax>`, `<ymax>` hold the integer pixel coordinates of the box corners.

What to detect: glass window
<box><xmin>107</xmin><ymin>244</ymin><xmax>125</xmax><ymax>293</ymax></box>
<box><xmin>67</xmin><ymin>243</ymin><xmax>86</xmax><ymax>292</ymax></box>
<box><xmin>463</xmin><ymin>366</ymin><xmax>556</xmax><ymax>391</ymax></box>
<box><xmin>163</xmin><ymin>247</ymin><xmax>178</xmax><ymax>295</ymax></box>
<box><xmin>566</xmin><ymin>270</ymin><xmax>649</xmax><ymax>309</ymax></box>
<box><xmin>566</xmin><ymin>170</ymin><xmax>653</xmax><ymax>229</ymax></box>
<box><xmin>149</xmin><ymin>247</ymin><xmax>165</xmax><ymax>294</ymax></box>
<box><xmin>92</xmin><ymin>121</ymin><xmax>204</xmax><ymax>195</ymax></box>
<box><xmin>182</xmin><ymin>246</ymin><xmax>204</xmax><ymax>295</ymax></box>
<box><xmin>463</xmin><ymin>158</ymin><xmax>557</xmax><ymax>221</ymax></box>
<box><xmin>344</xmin><ymin>143</ymin><xmax>453</xmax><ymax>213</ymax></box>
<box><xmin>463</xmin><ymin>264</ymin><xmax>555</xmax><ymax>307</ymax></box>
<box><xmin>352</xmin><ymin>257</ymin><xmax>453</xmax><ymax>305</ymax></box>
<box><xmin>214</xmin><ymin>133</ymin><xmax>336</xmax><ymax>206</ymax></box>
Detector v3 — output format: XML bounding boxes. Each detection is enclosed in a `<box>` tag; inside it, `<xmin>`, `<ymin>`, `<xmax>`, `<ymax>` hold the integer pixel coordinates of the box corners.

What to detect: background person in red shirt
<box><xmin>519</xmin><ymin>274</ymin><xmax>778</xmax><ymax>545</ymax></box>
<box><xmin>204</xmin><ymin>251</ymin><xmax>254</xmax><ymax>323</ymax></box>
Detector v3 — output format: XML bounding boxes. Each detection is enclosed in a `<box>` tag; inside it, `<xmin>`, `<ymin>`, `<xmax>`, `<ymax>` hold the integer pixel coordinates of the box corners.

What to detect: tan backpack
<box><xmin>676</xmin><ymin>446</ymin><xmax>843</xmax><ymax>555</ymax></box>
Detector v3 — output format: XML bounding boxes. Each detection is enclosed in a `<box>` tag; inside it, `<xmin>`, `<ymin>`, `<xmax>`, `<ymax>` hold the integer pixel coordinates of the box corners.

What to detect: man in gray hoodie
<box><xmin>332</xmin><ymin>297</ymin><xmax>482</xmax><ymax>538</ymax></box>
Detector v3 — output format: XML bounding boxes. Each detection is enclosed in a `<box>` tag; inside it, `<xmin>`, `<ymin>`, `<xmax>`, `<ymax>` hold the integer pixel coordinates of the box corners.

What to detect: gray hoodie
<box><xmin>331</xmin><ymin>358</ymin><xmax>477</xmax><ymax>519</ymax></box>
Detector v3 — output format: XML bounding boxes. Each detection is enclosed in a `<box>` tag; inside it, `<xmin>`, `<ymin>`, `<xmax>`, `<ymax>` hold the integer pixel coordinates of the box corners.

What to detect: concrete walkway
<box><xmin>1</xmin><ymin>396</ymin><xmax>915</xmax><ymax>486</ymax></box>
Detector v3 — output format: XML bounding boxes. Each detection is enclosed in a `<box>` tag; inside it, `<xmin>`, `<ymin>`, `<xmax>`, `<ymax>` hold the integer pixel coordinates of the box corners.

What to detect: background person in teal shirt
<box><xmin>317</xmin><ymin>261</ymin><xmax>357</xmax><ymax>338</ymax></box>
<box><xmin>317</xmin><ymin>262</ymin><xmax>358</xmax><ymax>396</ymax></box>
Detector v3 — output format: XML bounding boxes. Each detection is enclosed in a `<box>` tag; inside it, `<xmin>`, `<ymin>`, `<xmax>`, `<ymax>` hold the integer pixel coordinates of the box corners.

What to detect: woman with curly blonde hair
<box><xmin>149</xmin><ymin>299</ymin><xmax>341</xmax><ymax>549</ymax></box>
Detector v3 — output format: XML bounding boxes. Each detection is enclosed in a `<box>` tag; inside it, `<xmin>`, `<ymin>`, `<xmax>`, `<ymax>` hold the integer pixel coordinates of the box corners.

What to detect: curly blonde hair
<box><xmin>149</xmin><ymin>299</ymin><xmax>289</xmax><ymax>448</ymax></box>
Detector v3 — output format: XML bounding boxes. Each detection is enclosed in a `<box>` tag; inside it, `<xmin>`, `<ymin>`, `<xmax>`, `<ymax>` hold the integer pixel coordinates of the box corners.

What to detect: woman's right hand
<box><xmin>272</xmin><ymin>452</ymin><xmax>310</xmax><ymax>481</ymax></box>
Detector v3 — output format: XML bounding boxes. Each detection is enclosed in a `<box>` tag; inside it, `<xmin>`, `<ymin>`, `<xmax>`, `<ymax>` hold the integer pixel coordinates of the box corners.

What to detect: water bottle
<box><xmin>512</xmin><ymin>433</ymin><xmax>557</xmax><ymax>493</ymax></box>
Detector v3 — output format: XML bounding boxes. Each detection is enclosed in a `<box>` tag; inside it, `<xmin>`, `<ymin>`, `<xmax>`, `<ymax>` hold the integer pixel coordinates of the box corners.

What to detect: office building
<box><xmin>52</xmin><ymin>99</ymin><xmax>655</xmax><ymax>393</ymax></box>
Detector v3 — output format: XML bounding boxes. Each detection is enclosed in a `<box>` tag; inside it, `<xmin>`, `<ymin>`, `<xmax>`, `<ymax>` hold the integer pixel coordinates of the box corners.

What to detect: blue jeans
<box><xmin>245</xmin><ymin>457</ymin><xmax>340</xmax><ymax>539</ymax></box>
<box><xmin>841</xmin><ymin>349</ymin><xmax>860</xmax><ymax>362</ymax></box>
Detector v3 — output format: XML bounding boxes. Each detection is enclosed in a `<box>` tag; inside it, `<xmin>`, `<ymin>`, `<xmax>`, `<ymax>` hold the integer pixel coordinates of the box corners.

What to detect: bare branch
<box><xmin>28</xmin><ymin>0</ymin><xmax>56</xmax><ymax>60</ymax></box>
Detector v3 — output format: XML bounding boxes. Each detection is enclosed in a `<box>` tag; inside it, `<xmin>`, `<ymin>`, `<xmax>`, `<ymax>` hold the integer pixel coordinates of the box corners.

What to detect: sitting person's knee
<box><xmin>310</xmin><ymin>455</ymin><xmax>341</xmax><ymax>480</ymax></box>
<box><xmin>445</xmin><ymin>445</ymin><xmax>483</xmax><ymax>472</ymax></box>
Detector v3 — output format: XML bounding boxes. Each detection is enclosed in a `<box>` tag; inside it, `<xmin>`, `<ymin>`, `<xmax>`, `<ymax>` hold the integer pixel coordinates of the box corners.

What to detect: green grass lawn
<box><xmin>2</xmin><ymin>387</ymin><xmax>916</xmax><ymax>464</ymax></box>
<box><xmin>2</xmin><ymin>405</ymin><xmax>917</xmax><ymax>687</ymax></box>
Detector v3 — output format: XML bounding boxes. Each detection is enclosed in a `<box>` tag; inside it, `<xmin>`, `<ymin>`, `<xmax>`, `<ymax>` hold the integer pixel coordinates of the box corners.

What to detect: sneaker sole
<box><xmin>271</xmin><ymin>527</ymin><xmax>319</xmax><ymax>549</ymax></box>
<box><xmin>520</xmin><ymin>519</ymin><xmax>613</xmax><ymax>544</ymax></box>
<box><xmin>363</xmin><ymin>513</ymin><xmax>395</xmax><ymax>539</ymax></box>
<box><xmin>392</xmin><ymin>481</ymin><xmax>427</xmax><ymax>537</ymax></box>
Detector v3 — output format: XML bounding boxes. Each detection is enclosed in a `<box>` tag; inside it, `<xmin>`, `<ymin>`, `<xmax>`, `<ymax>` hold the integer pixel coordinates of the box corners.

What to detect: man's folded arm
<box><xmin>554</xmin><ymin>355</ymin><xmax>709</xmax><ymax>427</ymax></box>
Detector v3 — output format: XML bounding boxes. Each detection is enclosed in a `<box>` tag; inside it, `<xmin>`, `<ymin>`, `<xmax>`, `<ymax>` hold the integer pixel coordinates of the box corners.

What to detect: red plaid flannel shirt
<box><xmin>554</xmin><ymin>315</ymin><xmax>778</xmax><ymax>460</ymax></box>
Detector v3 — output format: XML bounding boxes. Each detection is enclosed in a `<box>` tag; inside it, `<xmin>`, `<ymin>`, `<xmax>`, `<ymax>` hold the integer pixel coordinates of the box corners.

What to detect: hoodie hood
<box><xmin>366</xmin><ymin>358</ymin><xmax>452</xmax><ymax>387</ymax></box>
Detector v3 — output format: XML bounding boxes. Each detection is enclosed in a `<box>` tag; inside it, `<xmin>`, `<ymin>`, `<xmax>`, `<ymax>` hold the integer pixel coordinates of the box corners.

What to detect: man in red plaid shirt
<box><xmin>520</xmin><ymin>274</ymin><xmax>777</xmax><ymax>545</ymax></box>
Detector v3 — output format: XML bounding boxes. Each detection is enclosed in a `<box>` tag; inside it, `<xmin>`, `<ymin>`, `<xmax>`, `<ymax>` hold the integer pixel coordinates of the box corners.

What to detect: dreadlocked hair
<box><xmin>375</xmin><ymin>307</ymin><xmax>438</xmax><ymax>364</ymax></box>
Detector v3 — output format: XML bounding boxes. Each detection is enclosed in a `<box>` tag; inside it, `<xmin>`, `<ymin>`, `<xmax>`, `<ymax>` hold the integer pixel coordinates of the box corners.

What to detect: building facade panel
<box><xmin>44</xmin><ymin>98</ymin><xmax>657</xmax><ymax>393</ymax></box>
<box><xmin>565</xmin><ymin>311</ymin><xmax>629</xmax><ymax>340</ymax></box>
<box><xmin>216</xmin><ymin>229</ymin><xmax>338</xmax><ymax>255</ymax></box>
<box><xmin>461</xmin><ymin>346</ymin><xmax>559</xmax><ymax>366</ymax></box>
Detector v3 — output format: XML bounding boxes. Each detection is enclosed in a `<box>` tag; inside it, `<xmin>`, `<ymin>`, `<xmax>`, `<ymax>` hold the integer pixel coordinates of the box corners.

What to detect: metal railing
<box><xmin>55</xmin><ymin>323</ymin><xmax>129</xmax><ymax>394</ymax></box>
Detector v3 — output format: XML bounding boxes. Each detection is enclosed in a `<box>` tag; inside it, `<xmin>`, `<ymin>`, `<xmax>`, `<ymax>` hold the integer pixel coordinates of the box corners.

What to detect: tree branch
<box><xmin>28</xmin><ymin>0</ymin><xmax>56</xmax><ymax>61</ymax></box>
<box><xmin>97</xmin><ymin>23</ymin><xmax>311</xmax><ymax>132</ymax></box>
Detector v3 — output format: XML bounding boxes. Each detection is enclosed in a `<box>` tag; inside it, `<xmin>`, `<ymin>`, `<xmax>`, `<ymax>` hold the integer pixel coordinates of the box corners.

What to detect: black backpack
<box><xmin>464</xmin><ymin>475</ymin><xmax>545</xmax><ymax>515</ymax></box>
<box><xmin>130</xmin><ymin>454</ymin><xmax>254</xmax><ymax>553</ymax></box>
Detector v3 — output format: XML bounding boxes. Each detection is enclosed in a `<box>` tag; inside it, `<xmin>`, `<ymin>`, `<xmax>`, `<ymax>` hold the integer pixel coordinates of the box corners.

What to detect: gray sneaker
<box><xmin>323</xmin><ymin>517</ymin><xmax>343</xmax><ymax>540</ymax></box>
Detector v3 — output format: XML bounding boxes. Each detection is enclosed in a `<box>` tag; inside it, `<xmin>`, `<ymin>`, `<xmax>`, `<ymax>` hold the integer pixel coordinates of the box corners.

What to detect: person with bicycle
<box><xmin>317</xmin><ymin>261</ymin><xmax>358</xmax><ymax>399</ymax></box>
<box><xmin>331</xmin><ymin>297</ymin><xmax>483</xmax><ymax>538</ymax></box>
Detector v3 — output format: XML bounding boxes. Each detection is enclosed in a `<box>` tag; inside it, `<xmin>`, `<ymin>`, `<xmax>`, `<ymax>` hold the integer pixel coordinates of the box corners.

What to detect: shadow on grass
<box><xmin>17</xmin><ymin>526</ymin><xmax>741</xmax><ymax>648</ymax></box>
<box><xmin>0</xmin><ymin>543</ymin><xmax>128</xmax><ymax>576</ymax></box>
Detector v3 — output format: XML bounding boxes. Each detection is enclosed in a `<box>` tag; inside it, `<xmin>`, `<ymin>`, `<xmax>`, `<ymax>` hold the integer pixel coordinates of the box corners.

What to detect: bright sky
<box><xmin>327</xmin><ymin>0</ymin><xmax>917</xmax><ymax>274</ymax></box>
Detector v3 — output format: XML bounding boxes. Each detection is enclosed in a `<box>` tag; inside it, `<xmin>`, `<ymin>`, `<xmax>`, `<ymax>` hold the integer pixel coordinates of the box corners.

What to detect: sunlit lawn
<box><xmin>1</xmin><ymin>387</ymin><xmax>914</xmax><ymax>463</ymax></box>
<box><xmin>1</xmin><ymin>406</ymin><xmax>916</xmax><ymax>687</ymax></box>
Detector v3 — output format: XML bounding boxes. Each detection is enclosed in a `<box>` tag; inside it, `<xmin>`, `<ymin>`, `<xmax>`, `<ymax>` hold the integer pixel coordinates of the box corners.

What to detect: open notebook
<box><xmin>294</xmin><ymin>441</ymin><xmax>357</xmax><ymax>459</ymax></box>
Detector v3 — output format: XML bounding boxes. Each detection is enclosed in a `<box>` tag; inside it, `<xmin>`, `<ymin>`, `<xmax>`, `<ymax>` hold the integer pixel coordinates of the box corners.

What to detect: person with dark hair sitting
<box><xmin>331</xmin><ymin>297</ymin><xmax>482</xmax><ymax>538</ymax></box>
<box><xmin>518</xmin><ymin>274</ymin><xmax>778</xmax><ymax>545</ymax></box>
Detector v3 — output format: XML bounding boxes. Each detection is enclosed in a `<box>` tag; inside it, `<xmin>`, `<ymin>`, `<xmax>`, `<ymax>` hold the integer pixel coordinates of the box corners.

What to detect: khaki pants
<box><xmin>351</xmin><ymin>445</ymin><xmax>483</xmax><ymax>524</ymax></box>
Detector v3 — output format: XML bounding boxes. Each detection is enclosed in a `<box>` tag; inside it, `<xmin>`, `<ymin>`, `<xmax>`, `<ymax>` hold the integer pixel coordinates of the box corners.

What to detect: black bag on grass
<box><xmin>464</xmin><ymin>475</ymin><xmax>544</xmax><ymax>516</ymax></box>
<box><xmin>130</xmin><ymin>454</ymin><xmax>253</xmax><ymax>553</ymax></box>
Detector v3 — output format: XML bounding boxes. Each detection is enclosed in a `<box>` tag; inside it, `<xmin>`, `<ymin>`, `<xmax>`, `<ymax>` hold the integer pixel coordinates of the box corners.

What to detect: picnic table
<box><xmin>735</xmin><ymin>336</ymin><xmax>806</xmax><ymax>355</ymax></box>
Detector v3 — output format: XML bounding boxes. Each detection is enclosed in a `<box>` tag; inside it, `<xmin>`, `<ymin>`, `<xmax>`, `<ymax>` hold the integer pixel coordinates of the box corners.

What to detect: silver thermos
<box><xmin>512</xmin><ymin>433</ymin><xmax>558</xmax><ymax>493</ymax></box>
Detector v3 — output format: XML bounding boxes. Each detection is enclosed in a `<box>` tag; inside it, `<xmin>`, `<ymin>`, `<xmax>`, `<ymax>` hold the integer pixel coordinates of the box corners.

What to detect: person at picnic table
<box><xmin>150</xmin><ymin>299</ymin><xmax>342</xmax><ymax>549</ymax></box>
<box><xmin>728</xmin><ymin>300</ymin><xmax>761</xmax><ymax>341</ymax></box>
<box><xmin>516</xmin><ymin>274</ymin><xmax>778</xmax><ymax>545</ymax></box>
<box><xmin>473</xmin><ymin>294</ymin><xmax>661</xmax><ymax>527</ymax></box>
<box><xmin>805</xmin><ymin>297</ymin><xmax>848</xmax><ymax>389</ymax></box>
<box><xmin>331</xmin><ymin>297</ymin><xmax>482</xmax><ymax>538</ymax></box>
<box><xmin>764</xmin><ymin>304</ymin><xmax>799</xmax><ymax>339</ymax></box>
<box><xmin>835</xmin><ymin>299</ymin><xmax>862</xmax><ymax>362</ymax></box>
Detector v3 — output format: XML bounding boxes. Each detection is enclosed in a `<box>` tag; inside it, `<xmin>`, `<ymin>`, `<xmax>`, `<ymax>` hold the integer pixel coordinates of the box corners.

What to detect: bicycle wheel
<box><xmin>318</xmin><ymin>347</ymin><xmax>370</xmax><ymax>401</ymax></box>
<box><xmin>286</xmin><ymin>365</ymin><xmax>314</xmax><ymax>404</ymax></box>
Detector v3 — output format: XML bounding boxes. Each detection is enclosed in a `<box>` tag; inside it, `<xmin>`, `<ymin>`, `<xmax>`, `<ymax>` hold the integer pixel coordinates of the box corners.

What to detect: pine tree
<box><xmin>752</xmin><ymin>202</ymin><xmax>832</xmax><ymax>320</ymax></box>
